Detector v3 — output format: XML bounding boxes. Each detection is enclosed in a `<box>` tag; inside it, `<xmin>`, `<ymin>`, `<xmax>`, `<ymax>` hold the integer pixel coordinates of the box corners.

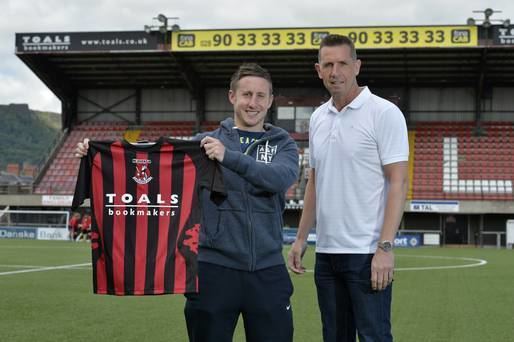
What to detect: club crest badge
<box><xmin>132</xmin><ymin>158</ymin><xmax>153</xmax><ymax>184</ymax></box>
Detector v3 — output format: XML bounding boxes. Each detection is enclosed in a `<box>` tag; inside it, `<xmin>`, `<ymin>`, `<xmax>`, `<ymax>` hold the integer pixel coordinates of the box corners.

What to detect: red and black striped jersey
<box><xmin>72</xmin><ymin>137</ymin><xmax>225</xmax><ymax>296</ymax></box>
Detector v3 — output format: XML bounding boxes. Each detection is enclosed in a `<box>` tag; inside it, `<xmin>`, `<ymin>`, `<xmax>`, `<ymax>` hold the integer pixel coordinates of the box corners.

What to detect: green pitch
<box><xmin>1</xmin><ymin>240</ymin><xmax>513</xmax><ymax>341</ymax></box>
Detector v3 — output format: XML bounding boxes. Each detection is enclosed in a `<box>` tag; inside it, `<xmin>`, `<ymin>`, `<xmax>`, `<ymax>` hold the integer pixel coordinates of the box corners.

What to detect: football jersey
<box><xmin>72</xmin><ymin>137</ymin><xmax>225</xmax><ymax>295</ymax></box>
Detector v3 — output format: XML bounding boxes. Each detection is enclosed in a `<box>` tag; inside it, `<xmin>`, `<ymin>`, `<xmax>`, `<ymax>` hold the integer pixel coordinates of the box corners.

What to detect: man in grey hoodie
<box><xmin>190</xmin><ymin>63</ymin><xmax>299</xmax><ymax>342</ymax></box>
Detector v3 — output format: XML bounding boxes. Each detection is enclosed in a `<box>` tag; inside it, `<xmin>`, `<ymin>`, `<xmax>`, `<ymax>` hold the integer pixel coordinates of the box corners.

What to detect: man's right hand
<box><xmin>287</xmin><ymin>240</ymin><xmax>307</xmax><ymax>274</ymax></box>
<box><xmin>74</xmin><ymin>138</ymin><xmax>90</xmax><ymax>158</ymax></box>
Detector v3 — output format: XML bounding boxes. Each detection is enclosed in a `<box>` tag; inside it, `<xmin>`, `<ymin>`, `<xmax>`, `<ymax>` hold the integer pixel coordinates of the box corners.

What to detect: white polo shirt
<box><xmin>309</xmin><ymin>87</ymin><xmax>409</xmax><ymax>253</ymax></box>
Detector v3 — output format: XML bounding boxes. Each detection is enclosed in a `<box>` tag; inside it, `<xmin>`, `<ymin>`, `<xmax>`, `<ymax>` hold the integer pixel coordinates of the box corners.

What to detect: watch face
<box><xmin>379</xmin><ymin>241</ymin><xmax>393</xmax><ymax>252</ymax></box>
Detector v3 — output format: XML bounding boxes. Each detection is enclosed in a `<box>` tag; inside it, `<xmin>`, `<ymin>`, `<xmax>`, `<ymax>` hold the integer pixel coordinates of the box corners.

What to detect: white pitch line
<box><xmin>0</xmin><ymin>263</ymin><xmax>91</xmax><ymax>276</ymax></box>
<box><xmin>289</xmin><ymin>255</ymin><xmax>488</xmax><ymax>273</ymax></box>
<box><xmin>0</xmin><ymin>264</ymin><xmax>47</xmax><ymax>268</ymax></box>
<box><xmin>395</xmin><ymin>254</ymin><xmax>487</xmax><ymax>271</ymax></box>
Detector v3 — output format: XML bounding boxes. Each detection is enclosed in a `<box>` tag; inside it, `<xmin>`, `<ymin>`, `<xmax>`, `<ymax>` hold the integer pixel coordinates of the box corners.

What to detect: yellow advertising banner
<box><xmin>171</xmin><ymin>26</ymin><xmax>477</xmax><ymax>51</ymax></box>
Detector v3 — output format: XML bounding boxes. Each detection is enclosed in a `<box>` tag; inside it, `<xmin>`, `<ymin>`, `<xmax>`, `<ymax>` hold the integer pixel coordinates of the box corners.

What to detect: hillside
<box><xmin>0</xmin><ymin>104</ymin><xmax>61</xmax><ymax>171</ymax></box>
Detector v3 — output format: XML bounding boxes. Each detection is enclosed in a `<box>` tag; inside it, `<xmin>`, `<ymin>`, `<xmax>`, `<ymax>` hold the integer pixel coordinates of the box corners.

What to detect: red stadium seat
<box><xmin>411</xmin><ymin>121</ymin><xmax>514</xmax><ymax>201</ymax></box>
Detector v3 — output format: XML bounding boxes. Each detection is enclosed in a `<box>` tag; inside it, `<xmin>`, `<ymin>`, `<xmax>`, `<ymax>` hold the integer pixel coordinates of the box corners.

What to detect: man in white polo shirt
<box><xmin>288</xmin><ymin>34</ymin><xmax>409</xmax><ymax>342</ymax></box>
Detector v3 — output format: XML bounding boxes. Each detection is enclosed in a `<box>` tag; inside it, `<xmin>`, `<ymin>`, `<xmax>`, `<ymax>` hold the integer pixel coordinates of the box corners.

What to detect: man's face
<box><xmin>229</xmin><ymin>76</ymin><xmax>273</xmax><ymax>132</ymax></box>
<box><xmin>315</xmin><ymin>44</ymin><xmax>361</xmax><ymax>100</ymax></box>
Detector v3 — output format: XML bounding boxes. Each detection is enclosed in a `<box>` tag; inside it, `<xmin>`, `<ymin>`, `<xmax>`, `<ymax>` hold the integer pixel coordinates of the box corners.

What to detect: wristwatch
<box><xmin>377</xmin><ymin>240</ymin><xmax>393</xmax><ymax>252</ymax></box>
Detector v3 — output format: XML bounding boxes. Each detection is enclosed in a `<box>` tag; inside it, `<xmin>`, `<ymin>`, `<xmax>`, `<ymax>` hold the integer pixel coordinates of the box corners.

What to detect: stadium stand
<box><xmin>412</xmin><ymin>121</ymin><xmax>514</xmax><ymax>201</ymax></box>
<box><xmin>200</xmin><ymin>121</ymin><xmax>221</xmax><ymax>132</ymax></box>
<box><xmin>33</xmin><ymin>120</ymin><xmax>514</xmax><ymax>200</ymax></box>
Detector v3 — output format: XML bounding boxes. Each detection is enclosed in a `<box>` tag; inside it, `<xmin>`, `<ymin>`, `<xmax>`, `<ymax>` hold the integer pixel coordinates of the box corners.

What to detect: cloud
<box><xmin>0</xmin><ymin>69</ymin><xmax>60</xmax><ymax>112</ymax></box>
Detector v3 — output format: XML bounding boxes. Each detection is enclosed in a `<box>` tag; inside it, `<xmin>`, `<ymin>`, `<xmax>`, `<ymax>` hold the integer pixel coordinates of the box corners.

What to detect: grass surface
<box><xmin>1</xmin><ymin>240</ymin><xmax>513</xmax><ymax>341</ymax></box>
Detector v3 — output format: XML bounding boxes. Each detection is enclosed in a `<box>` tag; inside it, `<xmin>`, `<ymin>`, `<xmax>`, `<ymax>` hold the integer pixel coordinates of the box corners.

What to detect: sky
<box><xmin>1</xmin><ymin>0</ymin><xmax>513</xmax><ymax>113</ymax></box>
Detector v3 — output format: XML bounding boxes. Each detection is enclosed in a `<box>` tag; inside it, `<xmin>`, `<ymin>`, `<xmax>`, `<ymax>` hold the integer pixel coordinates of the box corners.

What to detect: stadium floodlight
<box><xmin>145</xmin><ymin>14</ymin><xmax>180</xmax><ymax>41</ymax></box>
<box><xmin>157</xmin><ymin>13</ymin><xmax>168</xmax><ymax>24</ymax></box>
<box><xmin>156</xmin><ymin>14</ymin><xmax>168</xmax><ymax>35</ymax></box>
<box><xmin>468</xmin><ymin>8</ymin><xmax>510</xmax><ymax>28</ymax></box>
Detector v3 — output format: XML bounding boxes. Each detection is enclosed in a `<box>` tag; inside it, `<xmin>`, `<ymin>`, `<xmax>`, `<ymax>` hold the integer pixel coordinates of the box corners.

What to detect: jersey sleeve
<box><xmin>72</xmin><ymin>151</ymin><xmax>92</xmax><ymax>210</ymax></box>
<box><xmin>199</xmin><ymin>152</ymin><xmax>226</xmax><ymax>197</ymax></box>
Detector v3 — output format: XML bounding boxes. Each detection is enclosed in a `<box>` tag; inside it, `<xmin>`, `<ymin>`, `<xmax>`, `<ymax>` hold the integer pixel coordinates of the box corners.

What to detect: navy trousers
<box><xmin>315</xmin><ymin>253</ymin><xmax>393</xmax><ymax>342</ymax></box>
<box><xmin>184</xmin><ymin>262</ymin><xmax>294</xmax><ymax>342</ymax></box>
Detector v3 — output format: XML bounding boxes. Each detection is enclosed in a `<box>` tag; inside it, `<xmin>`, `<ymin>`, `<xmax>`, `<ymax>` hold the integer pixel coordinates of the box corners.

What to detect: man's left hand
<box><xmin>371</xmin><ymin>249</ymin><xmax>394</xmax><ymax>291</ymax></box>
